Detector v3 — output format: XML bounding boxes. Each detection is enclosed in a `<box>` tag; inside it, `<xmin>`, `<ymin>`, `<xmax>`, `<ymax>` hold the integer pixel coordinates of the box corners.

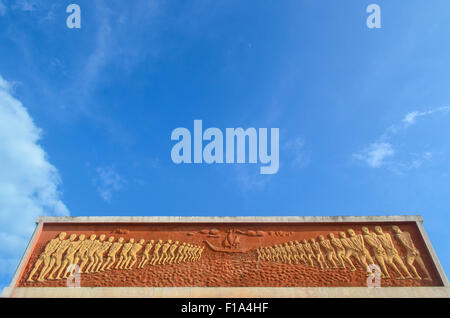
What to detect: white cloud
<box><xmin>0</xmin><ymin>76</ymin><xmax>11</xmax><ymax>90</ymax></box>
<box><xmin>353</xmin><ymin>142</ymin><xmax>394</xmax><ymax>168</ymax></box>
<box><xmin>354</xmin><ymin>105</ymin><xmax>449</xmax><ymax>170</ymax></box>
<box><xmin>94</xmin><ymin>166</ymin><xmax>126</xmax><ymax>202</ymax></box>
<box><xmin>402</xmin><ymin>111</ymin><xmax>420</xmax><ymax>127</ymax></box>
<box><xmin>0</xmin><ymin>74</ymin><xmax>69</xmax><ymax>287</ymax></box>
<box><xmin>387</xmin><ymin>152</ymin><xmax>433</xmax><ymax>175</ymax></box>
<box><xmin>402</xmin><ymin>106</ymin><xmax>450</xmax><ymax>128</ymax></box>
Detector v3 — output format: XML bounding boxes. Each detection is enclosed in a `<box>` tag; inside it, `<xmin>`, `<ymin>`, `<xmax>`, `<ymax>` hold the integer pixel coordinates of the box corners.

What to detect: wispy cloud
<box><xmin>74</xmin><ymin>1</ymin><xmax>164</xmax><ymax>109</ymax></box>
<box><xmin>387</xmin><ymin>152</ymin><xmax>433</xmax><ymax>174</ymax></box>
<box><xmin>94</xmin><ymin>166</ymin><xmax>126</xmax><ymax>202</ymax></box>
<box><xmin>353</xmin><ymin>142</ymin><xmax>395</xmax><ymax>168</ymax></box>
<box><xmin>0</xmin><ymin>74</ymin><xmax>69</xmax><ymax>287</ymax></box>
<box><xmin>402</xmin><ymin>106</ymin><xmax>450</xmax><ymax>128</ymax></box>
<box><xmin>353</xmin><ymin>105</ymin><xmax>449</xmax><ymax>171</ymax></box>
<box><xmin>0</xmin><ymin>76</ymin><xmax>11</xmax><ymax>90</ymax></box>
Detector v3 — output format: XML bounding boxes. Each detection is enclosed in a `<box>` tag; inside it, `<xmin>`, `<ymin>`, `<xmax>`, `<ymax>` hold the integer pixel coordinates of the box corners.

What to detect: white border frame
<box><xmin>2</xmin><ymin>215</ymin><xmax>449</xmax><ymax>298</ymax></box>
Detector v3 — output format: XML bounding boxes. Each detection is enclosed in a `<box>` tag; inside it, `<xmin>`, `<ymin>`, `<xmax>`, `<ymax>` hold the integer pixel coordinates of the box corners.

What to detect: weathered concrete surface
<box><xmin>36</xmin><ymin>215</ymin><xmax>424</xmax><ymax>223</ymax></box>
<box><xmin>2</xmin><ymin>286</ymin><xmax>450</xmax><ymax>298</ymax></box>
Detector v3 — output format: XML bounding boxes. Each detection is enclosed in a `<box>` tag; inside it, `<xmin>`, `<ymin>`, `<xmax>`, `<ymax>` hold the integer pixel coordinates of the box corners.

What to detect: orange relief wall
<box><xmin>17</xmin><ymin>222</ymin><xmax>443</xmax><ymax>288</ymax></box>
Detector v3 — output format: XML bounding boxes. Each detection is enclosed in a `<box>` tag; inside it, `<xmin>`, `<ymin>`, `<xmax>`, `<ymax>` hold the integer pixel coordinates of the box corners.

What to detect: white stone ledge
<box><xmin>36</xmin><ymin>215</ymin><xmax>424</xmax><ymax>224</ymax></box>
<box><xmin>2</xmin><ymin>286</ymin><xmax>449</xmax><ymax>298</ymax></box>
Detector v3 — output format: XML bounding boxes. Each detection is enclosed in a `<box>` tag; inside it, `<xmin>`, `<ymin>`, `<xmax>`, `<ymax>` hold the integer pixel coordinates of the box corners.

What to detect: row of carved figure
<box><xmin>257</xmin><ymin>225</ymin><xmax>432</xmax><ymax>281</ymax></box>
<box><xmin>27</xmin><ymin>235</ymin><xmax>205</xmax><ymax>282</ymax></box>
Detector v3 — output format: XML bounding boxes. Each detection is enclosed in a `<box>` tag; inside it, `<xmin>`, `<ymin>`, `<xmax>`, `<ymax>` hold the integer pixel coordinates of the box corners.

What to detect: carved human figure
<box><xmin>311</xmin><ymin>238</ymin><xmax>328</xmax><ymax>269</ymax></box>
<box><xmin>195</xmin><ymin>246</ymin><xmax>202</xmax><ymax>261</ymax></box>
<box><xmin>27</xmin><ymin>232</ymin><xmax>66</xmax><ymax>282</ymax></box>
<box><xmin>224</xmin><ymin>229</ymin><xmax>240</xmax><ymax>249</ymax></box>
<box><xmin>138</xmin><ymin>240</ymin><xmax>154</xmax><ymax>268</ymax></box>
<box><xmin>174</xmin><ymin>242</ymin><xmax>185</xmax><ymax>264</ymax></box>
<box><xmin>271</xmin><ymin>245</ymin><xmax>279</xmax><ymax>262</ymax></box>
<box><xmin>318</xmin><ymin>235</ymin><xmax>339</xmax><ymax>268</ymax></box>
<box><xmin>192</xmin><ymin>245</ymin><xmax>201</xmax><ymax>262</ymax></box>
<box><xmin>279</xmin><ymin>245</ymin><xmax>288</xmax><ymax>263</ymax></box>
<box><xmin>329</xmin><ymin>233</ymin><xmax>356</xmax><ymax>271</ymax></box>
<box><xmin>191</xmin><ymin>245</ymin><xmax>199</xmax><ymax>262</ymax></box>
<box><xmin>192</xmin><ymin>245</ymin><xmax>198</xmax><ymax>262</ymax></box>
<box><xmin>293</xmin><ymin>241</ymin><xmax>306</xmax><ymax>265</ymax></box>
<box><xmin>189</xmin><ymin>244</ymin><xmax>196</xmax><ymax>262</ymax></box>
<box><xmin>339</xmin><ymin>232</ymin><xmax>363</xmax><ymax>272</ymax></box>
<box><xmin>187</xmin><ymin>245</ymin><xmax>194</xmax><ymax>262</ymax></box>
<box><xmin>47</xmin><ymin>234</ymin><xmax>77</xmax><ymax>280</ymax></box>
<box><xmin>301</xmin><ymin>239</ymin><xmax>314</xmax><ymax>267</ymax></box>
<box><xmin>158</xmin><ymin>240</ymin><xmax>172</xmax><ymax>265</ymax></box>
<box><xmin>288</xmin><ymin>242</ymin><xmax>300</xmax><ymax>264</ymax></box>
<box><xmin>197</xmin><ymin>246</ymin><xmax>205</xmax><ymax>261</ymax></box>
<box><xmin>83</xmin><ymin>234</ymin><xmax>106</xmax><ymax>273</ymax></box>
<box><xmin>391</xmin><ymin>225</ymin><xmax>431</xmax><ymax>280</ymax></box>
<box><xmin>184</xmin><ymin>244</ymin><xmax>193</xmax><ymax>262</ymax></box>
<box><xmin>72</xmin><ymin>234</ymin><xmax>97</xmax><ymax>275</ymax></box>
<box><xmin>278</xmin><ymin>244</ymin><xmax>285</xmax><ymax>263</ymax></box>
<box><xmin>270</xmin><ymin>245</ymin><xmax>277</xmax><ymax>262</ymax></box>
<box><xmin>168</xmin><ymin>241</ymin><xmax>179</xmax><ymax>264</ymax></box>
<box><xmin>361</xmin><ymin>227</ymin><xmax>391</xmax><ymax>278</ymax></box>
<box><xmin>125</xmin><ymin>239</ymin><xmax>145</xmax><ymax>269</ymax></box>
<box><xmin>162</xmin><ymin>240</ymin><xmax>173</xmax><ymax>264</ymax></box>
<box><xmin>93</xmin><ymin>236</ymin><xmax>115</xmax><ymax>272</ymax></box>
<box><xmin>189</xmin><ymin>244</ymin><xmax>195</xmax><ymax>261</ymax></box>
<box><xmin>283</xmin><ymin>242</ymin><xmax>293</xmax><ymax>264</ymax></box>
<box><xmin>102</xmin><ymin>237</ymin><xmax>124</xmax><ymax>271</ymax></box>
<box><xmin>269</xmin><ymin>246</ymin><xmax>278</xmax><ymax>262</ymax></box>
<box><xmin>347</xmin><ymin>229</ymin><xmax>374</xmax><ymax>272</ymax></box>
<box><xmin>57</xmin><ymin>234</ymin><xmax>85</xmax><ymax>279</ymax></box>
<box><xmin>257</xmin><ymin>247</ymin><xmax>264</xmax><ymax>261</ymax></box>
<box><xmin>273</xmin><ymin>245</ymin><xmax>282</xmax><ymax>263</ymax></box>
<box><xmin>375</xmin><ymin>226</ymin><xmax>412</xmax><ymax>279</ymax></box>
<box><xmin>223</xmin><ymin>230</ymin><xmax>232</xmax><ymax>248</ymax></box>
<box><xmin>263</xmin><ymin>247</ymin><xmax>269</xmax><ymax>261</ymax></box>
<box><xmin>116</xmin><ymin>238</ymin><xmax>134</xmax><ymax>269</ymax></box>
<box><xmin>196</xmin><ymin>246</ymin><xmax>203</xmax><ymax>261</ymax></box>
<box><xmin>150</xmin><ymin>240</ymin><xmax>163</xmax><ymax>265</ymax></box>
<box><xmin>168</xmin><ymin>241</ymin><xmax>178</xmax><ymax>263</ymax></box>
<box><xmin>264</xmin><ymin>247</ymin><xmax>273</xmax><ymax>262</ymax></box>
<box><xmin>182</xmin><ymin>244</ymin><xmax>189</xmax><ymax>262</ymax></box>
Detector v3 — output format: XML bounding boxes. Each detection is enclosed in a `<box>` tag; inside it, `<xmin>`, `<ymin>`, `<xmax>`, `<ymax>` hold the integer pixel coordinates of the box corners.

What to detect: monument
<box><xmin>2</xmin><ymin>215</ymin><xmax>449</xmax><ymax>297</ymax></box>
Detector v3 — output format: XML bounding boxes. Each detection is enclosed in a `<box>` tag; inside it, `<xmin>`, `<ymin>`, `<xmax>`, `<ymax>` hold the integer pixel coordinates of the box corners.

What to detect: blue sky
<box><xmin>1</xmin><ymin>0</ymin><xmax>450</xmax><ymax>289</ymax></box>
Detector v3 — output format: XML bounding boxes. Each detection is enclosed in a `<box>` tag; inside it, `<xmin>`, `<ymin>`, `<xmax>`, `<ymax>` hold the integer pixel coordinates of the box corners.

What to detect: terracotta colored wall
<box><xmin>17</xmin><ymin>221</ymin><xmax>443</xmax><ymax>287</ymax></box>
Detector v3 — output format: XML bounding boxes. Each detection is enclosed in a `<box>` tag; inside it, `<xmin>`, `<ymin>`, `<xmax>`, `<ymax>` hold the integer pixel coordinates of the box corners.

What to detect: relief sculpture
<box><xmin>392</xmin><ymin>226</ymin><xmax>432</xmax><ymax>280</ymax></box>
<box><xmin>256</xmin><ymin>225</ymin><xmax>437</xmax><ymax>284</ymax></box>
<box><xmin>26</xmin><ymin>234</ymin><xmax>204</xmax><ymax>284</ymax></box>
<box><xmin>20</xmin><ymin>224</ymin><xmax>439</xmax><ymax>287</ymax></box>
